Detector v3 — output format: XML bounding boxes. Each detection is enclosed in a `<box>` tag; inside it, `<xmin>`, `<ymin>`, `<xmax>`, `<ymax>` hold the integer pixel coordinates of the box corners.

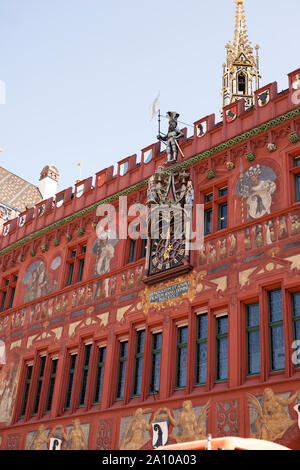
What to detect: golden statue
<box><xmin>28</xmin><ymin>425</ymin><xmax>49</xmax><ymax>450</ymax></box>
<box><xmin>248</xmin><ymin>388</ymin><xmax>300</xmax><ymax>441</ymax></box>
<box><xmin>65</xmin><ymin>419</ymin><xmax>88</xmax><ymax>450</ymax></box>
<box><xmin>160</xmin><ymin>400</ymin><xmax>210</xmax><ymax>443</ymax></box>
<box><xmin>120</xmin><ymin>408</ymin><xmax>153</xmax><ymax>450</ymax></box>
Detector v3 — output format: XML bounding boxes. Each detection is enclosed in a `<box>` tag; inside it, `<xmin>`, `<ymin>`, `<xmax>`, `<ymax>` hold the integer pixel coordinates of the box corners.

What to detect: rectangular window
<box><xmin>20</xmin><ymin>365</ymin><xmax>33</xmax><ymax>418</ymax></box>
<box><xmin>176</xmin><ymin>326</ymin><xmax>188</xmax><ymax>389</ymax></box>
<box><xmin>32</xmin><ymin>356</ymin><xmax>46</xmax><ymax>416</ymax></box>
<box><xmin>78</xmin><ymin>344</ymin><xmax>92</xmax><ymax>408</ymax></box>
<box><xmin>0</xmin><ymin>273</ymin><xmax>18</xmax><ymax>312</ymax></box>
<box><xmin>219</xmin><ymin>187</ymin><xmax>228</xmax><ymax>197</ymax></box>
<box><xmin>204</xmin><ymin>209</ymin><xmax>212</xmax><ymax>235</ymax></box>
<box><xmin>204</xmin><ymin>193</ymin><xmax>213</xmax><ymax>203</ymax></box>
<box><xmin>246</xmin><ymin>303</ymin><xmax>260</xmax><ymax>376</ymax></box>
<box><xmin>132</xmin><ymin>330</ymin><xmax>145</xmax><ymax>397</ymax></box>
<box><xmin>296</xmin><ymin>174</ymin><xmax>300</xmax><ymax>202</ymax></box>
<box><xmin>0</xmin><ymin>291</ymin><xmax>7</xmax><ymax>313</ymax></box>
<box><xmin>67</xmin><ymin>263</ymin><xmax>75</xmax><ymax>286</ymax></box>
<box><xmin>64</xmin><ymin>353</ymin><xmax>77</xmax><ymax>410</ymax></box>
<box><xmin>195</xmin><ymin>314</ymin><xmax>208</xmax><ymax>385</ymax></box>
<box><xmin>77</xmin><ymin>259</ymin><xmax>85</xmax><ymax>283</ymax></box>
<box><xmin>218</xmin><ymin>203</ymin><xmax>228</xmax><ymax>230</ymax></box>
<box><xmin>294</xmin><ymin>157</ymin><xmax>300</xmax><ymax>167</ymax></box>
<box><xmin>45</xmin><ymin>359</ymin><xmax>58</xmax><ymax>413</ymax></box>
<box><xmin>292</xmin><ymin>292</ymin><xmax>300</xmax><ymax>368</ymax></box>
<box><xmin>268</xmin><ymin>290</ymin><xmax>285</xmax><ymax>372</ymax></box>
<box><xmin>149</xmin><ymin>332</ymin><xmax>162</xmax><ymax>394</ymax></box>
<box><xmin>65</xmin><ymin>244</ymin><xmax>86</xmax><ymax>286</ymax></box>
<box><xmin>141</xmin><ymin>238</ymin><xmax>147</xmax><ymax>259</ymax></box>
<box><xmin>93</xmin><ymin>347</ymin><xmax>106</xmax><ymax>404</ymax></box>
<box><xmin>116</xmin><ymin>341</ymin><xmax>128</xmax><ymax>400</ymax></box>
<box><xmin>216</xmin><ymin>316</ymin><xmax>228</xmax><ymax>382</ymax></box>
<box><xmin>128</xmin><ymin>240</ymin><xmax>137</xmax><ymax>263</ymax></box>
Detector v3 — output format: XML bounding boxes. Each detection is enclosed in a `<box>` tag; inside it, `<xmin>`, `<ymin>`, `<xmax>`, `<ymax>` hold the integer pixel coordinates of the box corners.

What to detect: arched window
<box><xmin>238</xmin><ymin>72</ymin><xmax>246</xmax><ymax>94</ymax></box>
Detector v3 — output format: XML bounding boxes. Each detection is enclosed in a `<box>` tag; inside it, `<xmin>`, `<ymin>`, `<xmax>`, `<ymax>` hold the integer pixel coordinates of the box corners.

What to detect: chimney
<box><xmin>39</xmin><ymin>165</ymin><xmax>59</xmax><ymax>200</ymax></box>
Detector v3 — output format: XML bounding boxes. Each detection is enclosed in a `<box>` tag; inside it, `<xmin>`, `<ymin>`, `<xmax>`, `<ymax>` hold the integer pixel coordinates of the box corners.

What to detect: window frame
<box><xmin>175</xmin><ymin>325</ymin><xmax>188</xmax><ymax>390</ymax></box>
<box><xmin>195</xmin><ymin>313</ymin><xmax>208</xmax><ymax>386</ymax></box>
<box><xmin>246</xmin><ymin>303</ymin><xmax>260</xmax><ymax>377</ymax></box>
<box><xmin>149</xmin><ymin>332</ymin><xmax>162</xmax><ymax>395</ymax></box>
<box><xmin>268</xmin><ymin>289</ymin><xmax>285</xmax><ymax>373</ymax></box>
<box><xmin>215</xmin><ymin>315</ymin><xmax>229</xmax><ymax>383</ymax></box>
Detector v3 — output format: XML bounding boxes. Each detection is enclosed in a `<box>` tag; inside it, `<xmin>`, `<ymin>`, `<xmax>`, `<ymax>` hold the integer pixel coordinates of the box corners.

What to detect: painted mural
<box><xmin>0</xmin><ymin>349</ymin><xmax>21</xmax><ymax>425</ymax></box>
<box><xmin>23</xmin><ymin>259</ymin><xmax>60</xmax><ymax>303</ymax></box>
<box><xmin>92</xmin><ymin>235</ymin><xmax>118</xmax><ymax>277</ymax></box>
<box><xmin>248</xmin><ymin>388</ymin><xmax>300</xmax><ymax>442</ymax></box>
<box><xmin>26</xmin><ymin>420</ymin><xmax>89</xmax><ymax>450</ymax></box>
<box><xmin>119</xmin><ymin>400</ymin><xmax>210</xmax><ymax>450</ymax></box>
<box><xmin>236</xmin><ymin>164</ymin><xmax>277</xmax><ymax>221</ymax></box>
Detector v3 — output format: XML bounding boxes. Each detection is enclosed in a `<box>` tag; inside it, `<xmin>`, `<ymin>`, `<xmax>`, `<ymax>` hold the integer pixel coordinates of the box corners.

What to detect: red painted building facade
<box><xmin>0</xmin><ymin>65</ymin><xmax>300</xmax><ymax>449</ymax></box>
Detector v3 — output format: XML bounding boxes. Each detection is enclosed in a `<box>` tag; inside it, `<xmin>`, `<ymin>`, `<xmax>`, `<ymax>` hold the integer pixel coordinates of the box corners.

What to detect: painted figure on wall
<box><xmin>23</xmin><ymin>260</ymin><xmax>59</xmax><ymax>303</ymax></box>
<box><xmin>120</xmin><ymin>408</ymin><xmax>168</xmax><ymax>450</ymax></box>
<box><xmin>120</xmin><ymin>408</ymin><xmax>152</xmax><ymax>450</ymax></box>
<box><xmin>162</xmin><ymin>400</ymin><xmax>210</xmax><ymax>443</ymax></box>
<box><xmin>248</xmin><ymin>388</ymin><xmax>300</xmax><ymax>442</ymax></box>
<box><xmin>92</xmin><ymin>233</ymin><xmax>118</xmax><ymax>277</ymax></box>
<box><xmin>27</xmin><ymin>425</ymin><xmax>49</xmax><ymax>450</ymax></box>
<box><xmin>0</xmin><ymin>350</ymin><xmax>21</xmax><ymax>425</ymax></box>
<box><xmin>236</xmin><ymin>164</ymin><xmax>277</xmax><ymax>221</ymax></box>
<box><xmin>65</xmin><ymin>419</ymin><xmax>88</xmax><ymax>450</ymax></box>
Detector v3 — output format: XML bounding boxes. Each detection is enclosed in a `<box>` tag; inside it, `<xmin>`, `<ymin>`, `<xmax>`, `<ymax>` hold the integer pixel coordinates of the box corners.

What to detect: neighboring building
<box><xmin>1</xmin><ymin>0</ymin><xmax>300</xmax><ymax>451</ymax></box>
<box><xmin>0</xmin><ymin>166</ymin><xmax>43</xmax><ymax>234</ymax></box>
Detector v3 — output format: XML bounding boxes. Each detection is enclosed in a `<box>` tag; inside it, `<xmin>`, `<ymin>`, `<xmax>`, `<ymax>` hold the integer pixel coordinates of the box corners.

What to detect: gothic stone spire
<box><xmin>221</xmin><ymin>0</ymin><xmax>261</xmax><ymax>113</ymax></box>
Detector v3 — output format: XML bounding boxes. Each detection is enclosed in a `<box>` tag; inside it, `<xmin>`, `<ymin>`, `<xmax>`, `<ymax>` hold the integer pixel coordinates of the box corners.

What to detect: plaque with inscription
<box><xmin>149</xmin><ymin>281</ymin><xmax>190</xmax><ymax>305</ymax></box>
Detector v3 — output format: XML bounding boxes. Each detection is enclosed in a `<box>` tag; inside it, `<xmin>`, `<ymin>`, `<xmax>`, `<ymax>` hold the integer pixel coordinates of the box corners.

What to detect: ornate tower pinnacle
<box><xmin>222</xmin><ymin>0</ymin><xmax>261</xmax><ymax>112</ymax></box>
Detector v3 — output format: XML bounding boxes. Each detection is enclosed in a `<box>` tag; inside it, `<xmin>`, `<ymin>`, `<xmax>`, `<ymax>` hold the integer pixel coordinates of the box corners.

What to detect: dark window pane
<box><xmin>67</xmin><ymin>263</ymin><xmax>74</xmax><ymax>286</ymax></box>
<box><xmin>179</xmin><ymin>326</ymin><xmax>188</xmax><ymax>344</ymax></box>
<box><xmin>20</xmin><ymin>365</ymin><xmax>33</xmax><ymax>418</ymax></box>
<box><xmin>219</xmin><ymin>187</ymin><xmax>228</xmax><ymax>197</ymax></box>
<box><xmin>293</xmin><ymin>292</ymin><xmax>300</xmax><ymax>318</ymax></box>
<box><xmin>116</xmin><ymin>341</ymin><xmax>128</xmax><ymax>400</ymax></box>
<box><xmin>197</xmin><ymin>315</ymin><xmax>208</xmax><ymax>340</ymax></box>
<box><xmin>79</xmin><ymin>345</ymin><xmax>92</xmax><ymax>407</ymax></box>
<box><xmin>133</xmin><ymin>331</ymin><xmax>145</xmax><ymax>396</ymax></box>
<box><xmin>33</xmin><ymin>356</ymin><xmax>46</xmax><ymax>415</ymax></box>
<box><xmin>8</xmin><ymin>287</ymin><xmax>15</xmax><ymax>309</ymax></box>
<box><xmin>129</xmin><ymin>240</ymin><xmax>136</xmax><ymax>263</ymax></box>
<box><xmin>248</xmin><ymin>330</ymin><xmax>260</xmax><ymax>375</ymax></box>
<box><xmin>204</xmin><ymin>193</ymin><xmax>213</xmax><ymax>203</ymax></box>
<box><xmin>77</xmin><ymin>259</ymin><xmax>85</xmax><ymax>282</ymax></box>
<box><xmin>294</xmin><ymin>157</ymin><xmax>300</xmax><ymax>167</ymax></box>
<box><xmin>296</xmin><ymin>175</ymin><xmax>300</xmax><ymax>202</ymax></box>
<box><xmin>269</xmin><ymin>290</ymin><xmax>283</xmax><ymax>323</ymax></box>
<box><xmin>217</xmin><ymin>337</ymin><xmax>228</xmax><ymax>381</ymax></box>
<box><xmin>93</xmin><ymin>347</ymin><xmax>106</xmax><ymax>404</ymax></box>
<box><xmin>141</xmin><ymin>239</ymin><xmax>147</xmax><ymax>259</ymax></box>
<box><xmin>270</xmin><ymin>325</ymin><xmax>285</xmax><ymax>371</ymax></box>
<box><xmin>0</xmin><ymin>291</ymin><xmax>7</xmax><ymax>312</ymax></box>
<box><xmin>45</xmin><ymin>359</ymin><xmax>58</xmax><ymax>413</ymax></box>
<box><xmin>150</xmin><ymin>333</ymin><xmax>162</xmax><ymax>394</ymax></box>
<box><xmin>177</xmin><ymin>347</ymin><xmax>187</xmax><ymax>388</ymax></box>
<box><xmin>218</xmin><ymin>203</ymin><xmax>228</xmax><ymax>230</ymax></box>
<box><xmin>65</xmin><ymin>354</ymin><xmax>77</xmax><ymax>410</ymax></box>
<box><xmin>247</xmin><ymin>303</ymin><xmax>260</xmax><ymax>328</ymax></box>
<box><xmin>218</xmin><ymin>316</ymin><xmax>228</xmax><ymax>335</ymax></box>
<box><xmin>196</xmin><ymin>342</ymin><xmax>207</xmax><ymax>384</ymax></box>
<box><xmin>204</xmin><ymin>209</ymin><xmax>212</xmax><ymax>235</ymax></box>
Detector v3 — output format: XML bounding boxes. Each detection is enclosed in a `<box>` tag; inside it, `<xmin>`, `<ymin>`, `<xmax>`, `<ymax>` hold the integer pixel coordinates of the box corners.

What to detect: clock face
<box><xmin>150</xmin><ymin>232</ymin><xmax>186</xmax><ymax>275</ymax></box>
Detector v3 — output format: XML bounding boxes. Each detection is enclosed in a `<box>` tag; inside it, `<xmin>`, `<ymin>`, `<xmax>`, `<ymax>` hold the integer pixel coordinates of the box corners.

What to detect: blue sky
<box><xmin>0</xmin><ymin>0</ymin><xmax>299</xmax><ymax>193</ymax></box>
